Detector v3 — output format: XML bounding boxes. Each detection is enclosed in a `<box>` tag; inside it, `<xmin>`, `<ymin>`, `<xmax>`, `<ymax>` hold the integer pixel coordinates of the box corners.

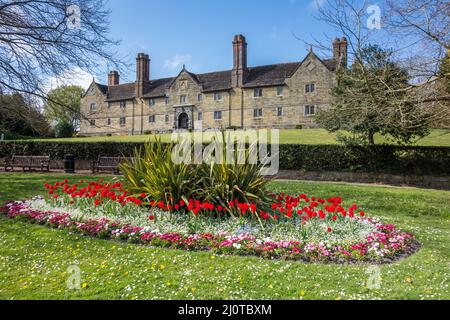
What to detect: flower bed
<box><xmin>0</xmin><ymin>179</ymin><xmax>420</xmax><ymax>264</ymax></box>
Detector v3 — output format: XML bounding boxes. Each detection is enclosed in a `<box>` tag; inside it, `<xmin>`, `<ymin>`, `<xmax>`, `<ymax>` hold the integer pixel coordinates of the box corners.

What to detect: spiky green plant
<box><xmin>119</xmin><ymin>137</ymin><xmax>202</xmax><ymax>208</ymax></box>
<box><xmin>200</xmin><ymin>133</ymin><xmax>272</xmax><ymax>221</ymax></box>
<box><xmin>120</xmin><ymin>133</ymin><xmax>273</xmax><ymax>222</ymax></box>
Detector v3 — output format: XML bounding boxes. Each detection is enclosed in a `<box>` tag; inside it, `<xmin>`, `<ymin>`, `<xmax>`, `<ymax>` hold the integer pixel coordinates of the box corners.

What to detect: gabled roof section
<box><xmin>242</xmin><ymin>62</ymin><xmax>300</xmax><ymax>88</ymax></box>
<box><xmin>300</xmin><ymin>50</ymin><xmax>338</xmax><ymax>72</ymax></box>
<box><xmin>96</xmin><ymin>83</ymin><xmax>108</xmax><ymax>94</ymax></box>
<box><xmin>93</xmin><ymin>52</ymin><xmax>338</xmax><ymax>101</ymax></box>
<box><xmin>82</xmin><ymin>80</ymin><xmax>108</xmax><ymax>98</ymax></box>
<box><xmin>197</xmin><ymin>70</ymin><xmax>232</xmax><ymax>92</ymax></box>
<box><xmin>105</xmin><ymin>83</ymin><xmax>136</xmax><ymax>102</ymax></box>
<box><xmin>167</xmin><ymin>66</ymin><xmax>202</xmax><ymax>90</ymax></box>
<box><xmin>142</xmin><ymin>77</ymin><xmax>174</xmax><ymax>98</ymax></box>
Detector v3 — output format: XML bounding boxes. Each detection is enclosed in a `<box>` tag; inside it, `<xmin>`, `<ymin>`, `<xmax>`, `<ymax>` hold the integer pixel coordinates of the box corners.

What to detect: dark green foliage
<box><xmin>0</xmin><ymin>93</ymin><xmax>50</xmax><ymax>137</ymax></box>
<box><xmin>0</xmin><ymin>141</ymin><xmax>449</xmax><ymax>175</ymax></box>
<box><xmin>43</xmin><ymin>85</ymin><xmax>84</xmax><ymax>128</ymax></box>
<box><xmin>317</xmin><ymin>45</ymin><xmax>431</xmax><ymax>145</ymax></box>
<box><xmin>53</xmin><ymin>121</ymin><xmax>75</xmax><ymax>138</ymax></box>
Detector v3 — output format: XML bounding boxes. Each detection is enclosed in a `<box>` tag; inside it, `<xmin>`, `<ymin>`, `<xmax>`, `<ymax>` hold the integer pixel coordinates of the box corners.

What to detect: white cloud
<box><xmin>44</xmin><ymin>67</ymin><xmax>94</xmax><ymax>92</ymax></box>
<box><xmin>164</xmin><ymin>54</ymin><xmax>192</xmax><ymax>70</ymax></box>
<box><xmin>309</xmin><ymin>0</ymin><xmax>326</xmax><ymax>11</ymax></box>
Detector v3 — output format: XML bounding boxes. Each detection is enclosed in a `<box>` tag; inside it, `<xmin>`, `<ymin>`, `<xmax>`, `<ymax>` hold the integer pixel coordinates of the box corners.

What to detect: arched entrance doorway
<box><xmin>178</xmin><ymin>112</ymin><xmax>189</xmax><ymax>129</ymax></box>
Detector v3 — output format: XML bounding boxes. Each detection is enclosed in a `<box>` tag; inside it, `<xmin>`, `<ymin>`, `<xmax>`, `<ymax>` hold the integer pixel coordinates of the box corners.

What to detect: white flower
<box><xmin>232</xmin><ymin>243</ymin><xmax>242</xmax><ymax>249</ymax></box>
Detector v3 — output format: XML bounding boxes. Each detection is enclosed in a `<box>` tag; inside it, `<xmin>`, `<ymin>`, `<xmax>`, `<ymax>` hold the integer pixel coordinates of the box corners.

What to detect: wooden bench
<box><xmin>91</xmin><ymin>156</ymin><xmax>132</xmax><ymax>174</ymax></box>
<box><xmin>4</xmin><ymin>155</ymin><xmax>50</xmax><ymax>172</ymax></box>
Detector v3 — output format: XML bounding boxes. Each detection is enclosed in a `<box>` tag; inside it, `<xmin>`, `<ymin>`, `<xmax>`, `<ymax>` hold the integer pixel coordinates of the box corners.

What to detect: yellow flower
<box><xmin>159</xmin><ymin>264</ymin><xmax>165</xmax><ymax>270</ymax></box>
<box><xmin>82</xmin><ymin>282</ymin><xmax>88</xmax><ymax>289</ymax></box>
<box><xmin>299</xmin><ymin>290</ymin><xmax>305</xmax><ymax>297</ymax></box>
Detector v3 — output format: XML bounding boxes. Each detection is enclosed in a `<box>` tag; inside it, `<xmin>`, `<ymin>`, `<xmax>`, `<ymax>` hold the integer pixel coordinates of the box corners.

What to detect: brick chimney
<box><xmin>339</xmin><ymin>37</ymin><xmax>348</xmax><ymax>67</ymax></box>
<box><xmin>333</xmin><ymin>37</ymin><xmax>348</xmax><ymax>68</ymax></box>
<box><xmin>231</xmin><ymin>34</ymin><xmax>248</xmax><ymax>88</ymax></box>
<box><xmin>108</xmin><ymin>70</ymin><xmax>119</xmax><ymax>86</ymax></box>
<box><xmin>135</xmin><ymin>53</ymin><xmax>150</xmax><ymax>97</ymax></box>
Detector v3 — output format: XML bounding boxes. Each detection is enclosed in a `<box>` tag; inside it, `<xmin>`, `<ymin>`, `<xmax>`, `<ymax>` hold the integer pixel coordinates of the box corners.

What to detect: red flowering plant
<box><xmin>118</xmin><ymin>138</ymin><xmax>272</xmax><ymax>223</ymax></box>
<box><xmin>0</xmin><ymin>176</ymin><xmax>419</xmax><ymax>263</ymax></box>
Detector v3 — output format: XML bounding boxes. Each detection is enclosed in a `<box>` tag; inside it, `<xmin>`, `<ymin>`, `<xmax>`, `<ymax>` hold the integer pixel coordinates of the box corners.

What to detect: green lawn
<box><xmin>0</xmin><ymin>173</ymin><xmax>449</xmax><ymax>299</ymax></box>
<box><xmin>19</xmin><ymin>129</ymin><xmax>450</xmax><ymax>146</ymax></box>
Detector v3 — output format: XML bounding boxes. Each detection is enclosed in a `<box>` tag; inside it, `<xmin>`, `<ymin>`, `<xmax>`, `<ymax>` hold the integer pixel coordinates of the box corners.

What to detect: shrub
<box><xmin>120</xmin><ymin>135</ymin><xmax>270</xmax><ymax>220</ymax></box>
<box><xmin>200</xmin><ymin>137</ymin><xmax>270</xmax><ymax>219</ymax></box>
<box><xmin>54</xmin><ymin>121</ymin><xmax>74</xmax><ymax>138</ymax></box>
<box><xmin>0</xmin><ymin>140</ymin><xmax>449</xmax><ymax>175</ymax></box>
<box><xmin>119</xmin><ymin>138</ymin><xmax>203</xmax><ymax>208</ymax></box>
<box><xmin>1</xmin><ymin>132</ymin><xmax>34</xmax><ymax>140</ymax></box>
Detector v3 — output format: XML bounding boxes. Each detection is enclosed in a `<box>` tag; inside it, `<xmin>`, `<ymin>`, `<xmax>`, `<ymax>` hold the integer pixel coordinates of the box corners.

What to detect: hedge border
<box><xmin>0</xmin><ymin>141</ymin><xmax>449</xmax><ymax>175</ymax></box>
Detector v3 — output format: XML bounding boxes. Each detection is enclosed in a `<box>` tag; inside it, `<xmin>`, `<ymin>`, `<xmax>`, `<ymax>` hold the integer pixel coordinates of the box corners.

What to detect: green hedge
<box><xmin>0</xmin><ymin>141</ymin><xmax>449</xmax><ymax>175</ymax></box>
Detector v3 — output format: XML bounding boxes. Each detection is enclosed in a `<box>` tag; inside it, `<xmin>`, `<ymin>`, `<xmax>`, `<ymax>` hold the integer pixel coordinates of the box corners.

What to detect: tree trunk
<box><xmin>368</xmin><ymin>133</ymin><xmax>375</xmax><ymax>145</ymax></box>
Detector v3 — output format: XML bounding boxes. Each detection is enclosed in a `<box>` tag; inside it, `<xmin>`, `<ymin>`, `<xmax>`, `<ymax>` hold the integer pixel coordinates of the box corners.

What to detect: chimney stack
<box><xmin>135</xmin><ymin>53</ymin><xmax>150</xmax><ymax>97</ymax></box>
<box><xmin>232</xmin><ymin>34</ymin><xmax>248</xmax><ymax>87</ymax></box>
<box><xmin>333</xmin><ymin>37</ymin><xmax>348</xmax><ymax>68</ymax></box>
<box><xmin>108</xmin><ymin>70</ymin><xmax>120</xmax><ymax>87</ymax></box>
<box><xmin>339</xmin><ymin>37</ymin><xmax>348</xmax><ymax>67</ymax></box>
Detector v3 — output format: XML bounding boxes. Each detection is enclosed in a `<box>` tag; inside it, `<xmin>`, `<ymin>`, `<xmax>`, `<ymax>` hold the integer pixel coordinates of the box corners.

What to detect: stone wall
<box><xmin>79</xmin><ymin>54</ymin><xmax>336</xmax><ymax>136</ymax></box>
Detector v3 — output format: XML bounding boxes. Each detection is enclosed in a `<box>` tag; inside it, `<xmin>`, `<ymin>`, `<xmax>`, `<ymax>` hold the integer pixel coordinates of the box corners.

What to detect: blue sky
<box><xmin>101</xmin><ymin>0</ymin><xmax>336</xmax><ymax>84</ymax></box>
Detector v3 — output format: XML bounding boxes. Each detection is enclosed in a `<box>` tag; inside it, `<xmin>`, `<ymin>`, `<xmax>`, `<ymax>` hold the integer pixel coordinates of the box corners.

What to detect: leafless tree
<box><xmin>309</xmin><ymin>0</ymin><xmax>449</xmax><ymax>136</ymax></box>
<box><xmin>0</xmin><ymin>0</ymin><xmax>124</xmax><ymax>123</ymax></box>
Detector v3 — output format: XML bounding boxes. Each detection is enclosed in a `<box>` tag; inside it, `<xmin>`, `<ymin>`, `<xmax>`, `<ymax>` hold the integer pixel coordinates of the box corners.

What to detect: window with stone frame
<box><xmin>149</xmin><ymin>115</ymin><xmax>155</xmax><ymax>123</ymax></box>
<box><xmin>165</xmin><ymin>114</ymin><xmax>169</xmax><ymax>122</ymax></box>
<box><xmin>149</xmin><ymin>98</ymin><xmax>155</xmax><ymax>106</ymax></box>
<box><xmin>277</xmin><ymin>86</ymin><xmax>284</xmax><ymax>96</ymax></box>
<box><xmin>304</xmin><ymin>105</ymin><xmax>315</xmax><ymax>116</ymax></box>
<box><xmin>107</xmin><ymin>118</ymin><xmax>111</xmax><ymax>126</ymax></box>
<box><xmin>214</xmin><ymin>111</ymin><xmax>222</xmax><ymax>120</ymax></box>
<box><xmin>198</xmin><ymin>112</ymin><xmax>203</xmax><ymax>121</ymax></box>
<box><xmin>90</xmin><ymin>119</ymin><xmax>95</xmax><ymax>126</ymax></box>
<box><xmin>165</xmin><ymin>96</ymin><xmax>170</xmax><ymax>105</ymax></box>
<box><xmin>119</xmin><ymin>117</ymin><xmax>126</xmax><ymax>126</ymax></box>
<box><xmin>253</xmin><ymin>108</ymin><xmax>263</xmax><ymax>118</ymax></box>
<box><xmin>214</xmin><ymin>92</ymin><xmax>223</xmax><ymax>101</ymax></box>
<box><xmin>198</xmin><ymin>94</ymin><xmax>203</xmax><ymax>102</ymax></box>
<box><xmin>120</xmin><ymin>101</ymin><xmax>127</xmax><ymax>109</ymax></box>
<box><xmin>305</xmin><ymin>83</ymin><xmax>316</xmax><ymax>93</ymax></box>
<box><xmin>277</xmin><ymin>106</ymin><xmax>283</xmax><ymax>117</ymax></box>
<box><xmin>253</xmin><ymin>88</ymin><xmax>263</xmax><ymax>98</ymax></box>
<box><xmin>180</xmin><ymin>95</ymin><xmax>187</xmax><ymax>104</ymax></box>
<box><xmin>90</xmin><ymin>103</ymin><xmax>97</xmax><ymax>112</ymax></box>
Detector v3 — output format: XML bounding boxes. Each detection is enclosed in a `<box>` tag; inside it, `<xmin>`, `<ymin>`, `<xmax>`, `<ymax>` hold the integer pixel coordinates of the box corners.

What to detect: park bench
<box><xmin>91</xmin><ymin>156</ymin><xmax>133</xmax><ymax>174</ymax></box>
<box><xmin>4</xmin><ymin>155</ymin><xmax>50</xmax><ymax>172</ymax></box>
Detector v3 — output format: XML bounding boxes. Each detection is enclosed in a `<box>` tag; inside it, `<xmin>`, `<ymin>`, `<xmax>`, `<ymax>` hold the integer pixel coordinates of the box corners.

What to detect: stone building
<box><xmin>80</xmin><ymin>35</ymin><xmax>347</xmax><ymax>135</ymax></box>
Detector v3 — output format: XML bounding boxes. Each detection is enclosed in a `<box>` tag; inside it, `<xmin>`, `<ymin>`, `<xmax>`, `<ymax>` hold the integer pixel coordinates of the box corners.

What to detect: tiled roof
<box><xmin>142</xmin><ymin>77</ymin><xmax>173</xmax><ymax>98</ymax></box>
<box><xmin>242</xmin><ymin>62</ymin><xmax>300</xmax><ymax>88</ymax></box>
<box><xmin>96</xmin><ymin>83</ymin><xmax>108</xmax><ymax>94</ymax></box>
<box><xmin>105</xmin><ymin>83</ymin><xmax>136</xmax><ymax>102</ymax></box>
<box><xmin>100</xmin><ymin>56</ymin><xmax>338</xmax><ymax>101</ymax></box>
<box><xmin>196</xmin><ymin>70</ymin><xmax>232</xmax><ymax>92</ymax></box>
